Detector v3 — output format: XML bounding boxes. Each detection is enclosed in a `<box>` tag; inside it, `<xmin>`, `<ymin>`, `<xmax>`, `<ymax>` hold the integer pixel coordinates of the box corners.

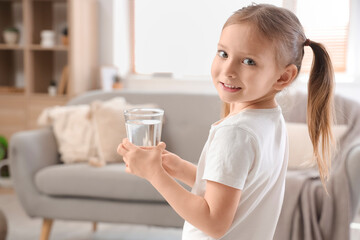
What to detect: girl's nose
<box><xmin>224</xmin><ymin>60</ymin><xmax>237</xmax><ymax>79</ymax></box>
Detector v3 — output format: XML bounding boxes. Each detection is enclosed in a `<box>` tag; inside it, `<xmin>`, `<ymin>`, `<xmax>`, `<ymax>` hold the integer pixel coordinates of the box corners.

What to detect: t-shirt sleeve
<box><xmin>203</xmin><ymin>126</ymin><xmax>257</xmax><ymax>190</ymax></box>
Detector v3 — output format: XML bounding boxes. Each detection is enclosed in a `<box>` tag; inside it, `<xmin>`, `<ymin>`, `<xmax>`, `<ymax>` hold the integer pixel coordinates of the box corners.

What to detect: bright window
<box><xmin>296</xmin><ymin>0</ymin><xmax>349</xmax><ymax>73</ymax></box>
<box><xmin>133</xmin><ymin>0</ymin><xmax>282</xmax><ymax>77</ymax></box>
<box><xmin>132</xmin><ymin>0</ymin><xmax>350</xmax><ymax>78</ymax></box>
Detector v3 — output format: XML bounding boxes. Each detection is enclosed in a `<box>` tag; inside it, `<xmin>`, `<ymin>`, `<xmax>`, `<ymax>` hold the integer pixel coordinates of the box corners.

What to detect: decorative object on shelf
<box><xmin>112</xmin><ymin>75</ymin><xmax>123</xmax><ymax>89</ymax></box>
<box><xmin>100</xmin><ymin>66</ymin><xmax>118</xmax><ymax>91</ymax></box>
<box><xmin>48</xmin><ymin>80</ymin><xmax>57</xmax><ymax>96</ymax></box>
<box><xmin>41</xmin><ymin>30</ymin><xmax>55</xmax><ymax>47</ymax></box>
<box><xmin>0</xmin><ymin>136</ymin><xmax>9</xmax><ymax>178</ymax></box>
<box><xmin>2</xmin><ymin>27</ymin><xmax>19</xmax><ymax>44</ymax></box>
<box><xmin>58</xmin><ymin>65</ymin><xmax>69</xmax><ymax>95</ymax></box>
<box><xmin>61</xmin><ymin>26</ymin><xmax>68</xmax><ymax>46</ymax></box>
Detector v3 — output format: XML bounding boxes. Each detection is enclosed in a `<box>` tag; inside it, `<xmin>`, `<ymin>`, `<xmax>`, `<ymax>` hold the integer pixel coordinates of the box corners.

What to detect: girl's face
<box><xmin>211</xmin><ymin>23</ymin><xmax>285</xmax><ymax>112</ymax></box>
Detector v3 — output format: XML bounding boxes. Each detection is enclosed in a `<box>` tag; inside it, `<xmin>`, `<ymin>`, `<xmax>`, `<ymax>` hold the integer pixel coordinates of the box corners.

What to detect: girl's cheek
<box><xmin>211</xmin><ymin>58</ymin><xmax>221</xmax><ymax>78</ymax></box>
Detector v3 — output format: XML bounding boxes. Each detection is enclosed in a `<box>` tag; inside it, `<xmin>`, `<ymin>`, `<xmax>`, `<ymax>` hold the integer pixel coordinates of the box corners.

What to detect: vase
<box><xmin>3</xmin><ymin>31</ymin><xmax>18</xmax><ymax>44</ymax></box>
<box><xmin>61</xmin><ymin>35</ymin><xmax>69</xmax><ymax>46</ymax></box>
<box><xmin>41</xmin><ymin>30</ymin><xmax>55</xmax><ymax>47</ymax></box>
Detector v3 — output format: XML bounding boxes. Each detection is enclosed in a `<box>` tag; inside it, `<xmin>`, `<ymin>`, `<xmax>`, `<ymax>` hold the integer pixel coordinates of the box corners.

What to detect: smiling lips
<box><xmin>220</xmin><ymin>82</ymin><xmax>242</xmax><ymax>92</ymax></box>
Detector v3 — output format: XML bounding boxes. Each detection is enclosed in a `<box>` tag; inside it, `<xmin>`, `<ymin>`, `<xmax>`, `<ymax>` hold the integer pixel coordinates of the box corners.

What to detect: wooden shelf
<box><xmin>29</xmin><ymin>44</ymin><xmax>68</xmax><ymax>51</ymax></box>
<box><xmin>32</xmin><ymin>0</ymin><xmax>67</xmax><ymax>2</ymax></box>
<box><xmin>30</xmin><ymin>93</ymin><xmax>68</xmax><ymax>99</ymax></box>
<box><xmin>0</xmin><ymin>86</ymin><xmax>24</xmax><ymax>93</ymax></box>
<box><xmin>0</xmin><ymin>44</ymin><xmax>24</xmax><ymax>50</ymax></box>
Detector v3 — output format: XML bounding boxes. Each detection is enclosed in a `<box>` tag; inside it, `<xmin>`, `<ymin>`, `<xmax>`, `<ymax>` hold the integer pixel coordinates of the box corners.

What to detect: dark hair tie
<box><xmin>304</xmin><ymin>38</ymin><xmax>311</xmax><ymax>46</ymax></box>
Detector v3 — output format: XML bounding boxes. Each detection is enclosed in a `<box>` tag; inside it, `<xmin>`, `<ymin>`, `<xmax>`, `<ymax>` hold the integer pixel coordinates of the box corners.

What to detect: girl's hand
<box><xmin>162</xmin><ymin>150</ymin><xmax>184</xmax><ymax>179</ymax></box>
<box><xmin>162</xmin><ymin>150</ymin><xmax>197</xmax><ymax>188</ymax></box>
<box><xmin>117</xmin><ymin>138</ymin><xmax>166</xmax><ymax>181</ymax></box>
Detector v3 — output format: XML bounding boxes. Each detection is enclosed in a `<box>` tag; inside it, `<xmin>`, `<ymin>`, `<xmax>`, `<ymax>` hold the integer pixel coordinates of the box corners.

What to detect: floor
<box><xmin>1</xmin><ymin>186</ymin><xmax>360</xmax><ymax>240</ymax></box>
<box><xmin>0</xmin><ymin>187</ymin><xmax>182</xmax><ymax>240</ymax></box>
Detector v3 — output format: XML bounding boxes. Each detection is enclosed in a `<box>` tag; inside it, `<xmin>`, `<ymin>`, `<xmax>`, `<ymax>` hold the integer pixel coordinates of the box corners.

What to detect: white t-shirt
<box><xmin>182</xmin><ymin>106</ymin><xmax>288</xmax><ymax>240</ymax></box>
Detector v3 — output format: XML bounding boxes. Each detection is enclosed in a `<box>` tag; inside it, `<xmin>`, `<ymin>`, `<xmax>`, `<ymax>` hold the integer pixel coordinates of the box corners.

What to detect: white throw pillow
<box><xmin>37</xmin><ymin>105</ymin><xmax>97</xmax><ymax>164</ymax></box>
<box><xmin>286</xmin><ymin>123</ymin><xmax>348</xmax><ymax>170</ymax></box>
<box><xmin>90</xmin><ymin>97</ymin><xmax>158</xmax><ymax>165</ymax></box>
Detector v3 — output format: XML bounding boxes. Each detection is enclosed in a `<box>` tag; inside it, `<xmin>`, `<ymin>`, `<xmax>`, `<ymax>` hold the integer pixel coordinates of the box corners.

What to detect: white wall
<box><xmin>97</xmin><ymin>0</ymin><xmax>114</xmax><ymax>65</ymax></box>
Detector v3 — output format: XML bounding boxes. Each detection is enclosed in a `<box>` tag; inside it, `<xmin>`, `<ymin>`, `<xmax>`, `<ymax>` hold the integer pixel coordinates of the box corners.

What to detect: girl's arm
<box><xmin>161</xmin><ymin>150</ymin><xmax>197</xmax><ymax>188</ymax></box>
<box><xmin>118</xmin><ymin>139</ymin><xmax>241</xmax><ymax>239</ymax></box>
<box><xmin>151</xmin><ymin>171</ymin><xmax>241</xmax><ymax>239</ymax></box>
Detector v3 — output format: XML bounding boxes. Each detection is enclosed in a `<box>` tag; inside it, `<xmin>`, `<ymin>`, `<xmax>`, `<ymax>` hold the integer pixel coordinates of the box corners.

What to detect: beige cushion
<box><xmin>91</xmin><ymin>97</ymin><xmax>157</xmax><ymax>165</ymax></box>
<box><xmin>37</xmin><ymin>105</ymin><xmax>97</xmax><ymax>164</ymax></box>
<box><xmin>287</xmin><ymin>123</ymin><xmax>348</xmax><ymax>170</ymax></box>
<box><xmin>37</xmin><ymin>97</ymin><xmax>158</xmax><ymax>165</ymax></box>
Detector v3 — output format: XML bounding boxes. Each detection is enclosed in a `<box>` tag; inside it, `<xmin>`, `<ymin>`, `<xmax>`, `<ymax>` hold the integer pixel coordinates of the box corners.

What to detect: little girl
<box><xmin>118</xmin><ymin>3</ymin><xmax>334</xmax><ymax>239</ymax></box>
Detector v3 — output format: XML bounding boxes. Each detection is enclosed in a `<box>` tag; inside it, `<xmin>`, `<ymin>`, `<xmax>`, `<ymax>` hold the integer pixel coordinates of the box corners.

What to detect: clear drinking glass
<box><xmin>124</xmin><ymin>108</ymin><xmax>164</xmax><ymax>146</ymax></box>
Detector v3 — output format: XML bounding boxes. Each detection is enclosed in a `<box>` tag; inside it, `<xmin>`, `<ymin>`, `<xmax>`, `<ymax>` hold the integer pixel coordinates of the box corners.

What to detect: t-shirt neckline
<box><xmin>212</xmin><ymin>105</ymin><xmax>281</xmax><ymax>127</ymax></box>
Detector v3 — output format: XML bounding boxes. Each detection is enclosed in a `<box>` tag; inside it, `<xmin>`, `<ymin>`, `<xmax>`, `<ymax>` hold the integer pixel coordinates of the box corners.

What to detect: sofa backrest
<box><xmin>67</xmin><ymin>89</ymin><xmax>359</xmax><ymax>164</ymax></box>
<box><xmin>276</xmin><ymin>90</ymin><xmax>360</xmax><ymax>125</ymax></box>
<box><xmin>68</xmin><ymin>90</ymin><xmax>222</xmax><ymax>163</ymax></box>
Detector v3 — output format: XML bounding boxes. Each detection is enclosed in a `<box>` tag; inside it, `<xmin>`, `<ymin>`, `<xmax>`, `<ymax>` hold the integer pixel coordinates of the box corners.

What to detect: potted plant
<box><xmin>0</xmin><ymin>136</ymin><xmax>9</xmax><ymax>178</ymax></box>
<box><xmin>48</xmin><ymin>79</ymin><xmax>57</xmax><ymax>96</ymax></box>
<box><xmin>2</xmin><ymin>27</ymin><xmax>19</xmax><ymax>44</ymax></box>
<box><xmin>61</xmin><ymin>26</ymin><xmax>68</xmax><ymax>46</ymax></box>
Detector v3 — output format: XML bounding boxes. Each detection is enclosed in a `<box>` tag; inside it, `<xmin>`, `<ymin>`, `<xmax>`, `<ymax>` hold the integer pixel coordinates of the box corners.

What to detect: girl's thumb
<box><xmin>157</xmin><ymin>142</ymin><xmax>166</xmax><ymax>151</ymax></box>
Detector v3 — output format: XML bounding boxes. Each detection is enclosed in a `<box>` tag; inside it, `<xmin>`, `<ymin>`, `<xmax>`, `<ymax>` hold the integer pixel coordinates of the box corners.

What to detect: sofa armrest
<box><xmin>9</xmin><ymin>127</ymin><xmax>59</xmax><ymax>216</ymax></box>
<box><xmin>345</xmin><ymin>141</ymin><xmax>360</xmax><ymax>219</ymax></box>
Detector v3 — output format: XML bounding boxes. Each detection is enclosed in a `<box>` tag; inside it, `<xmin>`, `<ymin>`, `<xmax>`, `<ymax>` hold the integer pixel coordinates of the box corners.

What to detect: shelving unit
<box><xmin>0</xmin><ymin>0</ymin><xmax>24</xmax><ymax>94</ymax></box>
<box><xmin>0</xmin><ymin>0</ymin><xmax>98</xmax><ymax>139</ymax></box>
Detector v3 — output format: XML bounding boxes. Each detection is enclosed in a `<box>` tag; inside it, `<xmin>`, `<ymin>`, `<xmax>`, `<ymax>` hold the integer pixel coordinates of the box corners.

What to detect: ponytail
<box><xmin>306</xmin><ymin>40</ymin><xmax>335</xmax><ymax>188</ymax></box>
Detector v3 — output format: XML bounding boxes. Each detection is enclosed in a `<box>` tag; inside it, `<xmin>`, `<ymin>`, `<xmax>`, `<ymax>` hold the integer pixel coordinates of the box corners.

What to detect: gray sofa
<box><xmin>10</xmin><ymin>90</ymin><xmax>222</xmax><ymax>239</ymax></box>
<box><xmin>9</xmin><ymin>90</ymin><xmax>360</xmax><ymax>240</ymax></box>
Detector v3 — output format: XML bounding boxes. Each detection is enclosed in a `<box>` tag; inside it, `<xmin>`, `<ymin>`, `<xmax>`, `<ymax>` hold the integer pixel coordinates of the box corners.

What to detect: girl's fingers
<box><xmin>122</xmin><ymin>156</ymin><xmax>128</xmax><ymax>164</ymax></box>
<box><xmin>122</xmin><ymin>138</ymin><xmax>137</xmax><ymax>150</ymax></box>
<box><xmin>138</xmin><ymin>142</ymin><xmax>167</xmax><ymax>152</ymax></box>
<box><xmin>117</xmin><ymin>143</ymin><xmax>129</xmax><ymax>156</ymax></box>
<box><xmin>117</xmin><ymin>144</ymin><xmax>124</xmax><ymax>155</ymax></box>
<box><xmin>157</xmin><ymin>142</ymin><xmax>166</xmax><ymax>151</ymax></box>
<box><xmin>140</xmin><ymin>146</ymin><xmax>153</xmax><ymax>150</ymax></box>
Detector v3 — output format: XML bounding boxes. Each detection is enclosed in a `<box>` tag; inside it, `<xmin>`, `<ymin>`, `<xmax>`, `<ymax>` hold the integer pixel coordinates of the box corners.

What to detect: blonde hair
<box><xmin>221</xmin><ymin>4</ymin><xmax>335</xmax><ymax>188</ymax></box>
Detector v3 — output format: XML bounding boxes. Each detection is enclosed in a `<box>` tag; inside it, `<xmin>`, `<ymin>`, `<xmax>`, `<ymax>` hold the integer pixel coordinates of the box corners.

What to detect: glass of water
<box><xmin>124</xmin><ymin>108</ymin><xmax>164</xmax><ymax>146</ymax></box>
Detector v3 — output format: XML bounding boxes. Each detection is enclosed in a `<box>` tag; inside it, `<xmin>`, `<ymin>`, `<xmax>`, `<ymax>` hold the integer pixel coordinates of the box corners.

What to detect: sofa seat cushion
<box><xmin>35</xmin><ymin>163</ymin><xmax>165</xmax><ymax>202</ymax></box>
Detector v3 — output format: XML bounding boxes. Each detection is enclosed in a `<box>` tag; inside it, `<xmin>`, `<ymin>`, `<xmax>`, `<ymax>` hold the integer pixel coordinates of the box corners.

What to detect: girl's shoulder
<box><xmin>212</xmin><ymin>108</ymin><xmax>286</xmax><ymax>142</ymax></box>
<box><xmin>211</xmin><ymin>123</ymin><xmax>259</xmax><ymax>148</ymax></box>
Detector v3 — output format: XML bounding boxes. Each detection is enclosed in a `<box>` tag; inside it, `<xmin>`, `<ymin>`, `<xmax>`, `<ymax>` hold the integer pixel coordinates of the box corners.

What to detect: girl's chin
<box><xmin>218</xmin><ymin>93</ymin><xmax>240</xmax><ymax>104</ymax></box>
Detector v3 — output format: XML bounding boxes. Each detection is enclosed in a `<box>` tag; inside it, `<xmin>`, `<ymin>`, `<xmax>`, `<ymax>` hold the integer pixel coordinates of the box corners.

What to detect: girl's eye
<box><xmin>243</xmin><ymin>58</ymin><xmax>256</xmax><ymax>66</ymax></box>
<box><xmin>217</xmin><ymin>50</ymin><xmax>228</xmax><ymax>59</ymax></box>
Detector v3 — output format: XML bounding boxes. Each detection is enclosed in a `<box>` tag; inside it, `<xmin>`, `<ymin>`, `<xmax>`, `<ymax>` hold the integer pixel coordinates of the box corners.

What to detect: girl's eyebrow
<box><xmin>217</xmin><ymin>43</ymin><xmax>227</xmax><ymax>49</ymax></box>
<box><xmin>217</xmin><ymin>43</ymin><xmax>260</xmax><ymax>59</ymax></box>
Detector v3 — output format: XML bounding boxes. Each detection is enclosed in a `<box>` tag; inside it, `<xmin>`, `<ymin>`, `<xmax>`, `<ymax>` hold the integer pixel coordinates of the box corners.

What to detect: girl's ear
<box><xmin>274</xmin><ymin>64</ymin><xmax>298</xmax><ymax>91</ymax></box>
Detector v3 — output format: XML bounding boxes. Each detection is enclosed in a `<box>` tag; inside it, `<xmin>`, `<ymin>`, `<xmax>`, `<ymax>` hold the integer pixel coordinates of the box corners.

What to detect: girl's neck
<box><xmin>229</xmin><ymin>98</ymin><xmax>277</xmax><ymax>115</ymax></box>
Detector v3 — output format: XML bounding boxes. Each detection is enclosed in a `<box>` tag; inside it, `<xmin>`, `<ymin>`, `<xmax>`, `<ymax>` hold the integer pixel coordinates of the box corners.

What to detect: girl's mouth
<box><xmin>220</xmin><ymin>82</ymin><xmax>242</xmax><ymax>92</ymax></box>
